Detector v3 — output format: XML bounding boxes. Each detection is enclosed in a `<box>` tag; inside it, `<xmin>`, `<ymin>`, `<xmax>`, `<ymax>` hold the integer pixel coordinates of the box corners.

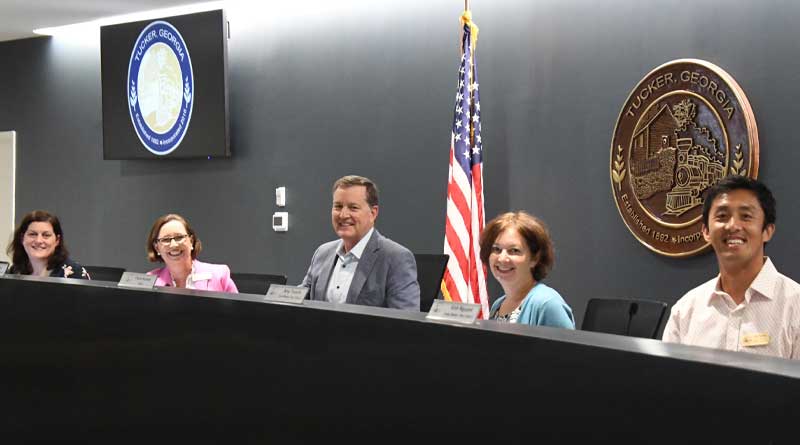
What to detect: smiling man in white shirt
<box><xmin>663</xmin><ymin>176</ymin><xmax>800</xmax><ymax>359</ymax></box>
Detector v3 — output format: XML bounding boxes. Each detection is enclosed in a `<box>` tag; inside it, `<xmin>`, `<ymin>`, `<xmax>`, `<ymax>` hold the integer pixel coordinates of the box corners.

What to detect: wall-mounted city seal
<box><xmin>127</xmin><ymin>20</ymin><xmax>194</xmax><ymax>156</ymax></box>
<box><xmin>610</xmin><ymin>59</ymin><xmax>758</xmax><ymax>257</ymax></box>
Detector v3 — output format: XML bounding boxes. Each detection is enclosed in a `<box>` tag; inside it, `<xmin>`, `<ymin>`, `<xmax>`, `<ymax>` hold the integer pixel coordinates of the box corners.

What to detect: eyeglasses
<box><xmin>155</xmin><ymin>234</ymin><xmax>190</xmax><ymax>246</ymax></box>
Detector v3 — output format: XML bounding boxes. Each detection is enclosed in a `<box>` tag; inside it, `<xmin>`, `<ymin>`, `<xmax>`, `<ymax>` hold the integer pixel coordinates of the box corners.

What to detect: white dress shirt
<box><xmin>663</xmin><ymin>258</ymin><xmax>800</xmax><ymax>359</ymax></box>
<box><xmin>325</xmin><ymin>228</ymin><xmax>374</xmax><ymax>304</ymax></box>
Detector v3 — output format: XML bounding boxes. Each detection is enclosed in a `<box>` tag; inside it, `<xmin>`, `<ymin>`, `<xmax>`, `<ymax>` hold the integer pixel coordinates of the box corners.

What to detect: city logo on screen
<box><xmin>610</xmin><ymin>59</ymin><xmax>759</xmax><ymax>257</ymax></box>
<box><xmin>127</xmin><ymin>20</ymin><xmax>194</xmax><ymax>156</ymax></box>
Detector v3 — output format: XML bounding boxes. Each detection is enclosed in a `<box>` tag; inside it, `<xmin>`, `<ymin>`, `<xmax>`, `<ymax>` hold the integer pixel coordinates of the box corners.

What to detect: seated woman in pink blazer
<box><xmin>146</xmin><ymin>213</ymin><xmax>238</xmax><ymax>293</ymax></box>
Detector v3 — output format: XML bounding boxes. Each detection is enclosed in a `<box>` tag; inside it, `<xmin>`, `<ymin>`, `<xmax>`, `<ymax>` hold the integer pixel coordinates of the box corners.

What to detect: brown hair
<box><xmin>479</xmin><ymin>211</ymin><xmax>555</xmax><ymax>281</ymax></box>
<box><xmin>146</xmin><ymin>214</ymin><xmax>202</xmax><ymax>263</ymax></box>
<box><xmin>332</xmin><ymin>175</ymin><xmax>379</xmax><ymax>207</ymax></box>
<box><xmin>6</xmin><ymin>210</ymin><xmax>69</xmax><ymax>274</ymax></box>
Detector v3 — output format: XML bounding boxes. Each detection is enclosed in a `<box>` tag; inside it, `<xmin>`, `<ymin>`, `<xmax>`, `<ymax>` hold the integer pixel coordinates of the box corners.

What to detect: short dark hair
<box><xmin>479</xmin><ymin>211</ymin><xmax>555</xmax><ymax>281</ymax></box>
<box><xmin>6</xmin><ymin>210</ymin><xmax>70</xmax><ymax>275</ymax></box>
<box><xmin>332</xmin><ymin>175</ymin><xmax>379</xmax><ymax>207</ymax></box>
<box><xmin>702</xmin><ymin>176</ymin><xmax>776</xmax><ymax>229</ymax></box>
<box><xmin>146</xmin><ymin>214</ymin><xmax>202</xmax><ymax>263</ymax></box>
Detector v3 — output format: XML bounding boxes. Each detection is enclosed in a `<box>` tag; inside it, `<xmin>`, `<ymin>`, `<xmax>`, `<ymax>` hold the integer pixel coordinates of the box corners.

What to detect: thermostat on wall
<box><xmin>275</xmin><ymin>186</ymin><xmax>286</xmax><ymax>207</ymax></box>
<box><xmin>272</xmin><ymin>212</ymin><xmax>288</xmax><ymax>232</ymax></box>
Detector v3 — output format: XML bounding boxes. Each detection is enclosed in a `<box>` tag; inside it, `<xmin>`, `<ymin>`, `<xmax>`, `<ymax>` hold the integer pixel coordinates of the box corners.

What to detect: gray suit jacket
<box><xmin>300</xmin><ymin>230</ymin><xmax>420</xmax><ymax>311</ymax></box>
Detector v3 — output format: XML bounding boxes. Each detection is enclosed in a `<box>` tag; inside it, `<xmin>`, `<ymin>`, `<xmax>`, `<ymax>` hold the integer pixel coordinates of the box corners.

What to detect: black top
<box><xmin>10</xmin><ymin>258</ymin><xmax>90</xmax><ymax>279</ymax></box>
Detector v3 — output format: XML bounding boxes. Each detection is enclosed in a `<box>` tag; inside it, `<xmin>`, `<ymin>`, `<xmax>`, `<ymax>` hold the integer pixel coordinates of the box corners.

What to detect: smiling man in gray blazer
<box><xmin>300</xmin><ymin>175</ymin><xmax>420</xmax><ymax>311</ymax></box>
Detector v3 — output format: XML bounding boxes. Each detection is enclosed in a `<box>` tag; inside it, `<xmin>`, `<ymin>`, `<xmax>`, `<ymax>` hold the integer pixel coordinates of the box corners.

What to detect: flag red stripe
<box><xmin>444</xmin><ymin>215</ymin><xmax>470</xmax><ymax>275</ymax></box>
<box><xmin>472</xmin><ymin>165</ymin><xmax>484</xmax><ymax>226</ymax></box>
<box><xmin>447</xmin><ymin>165</ymin><xmax>472</xmax><ymax>227</ymax></box>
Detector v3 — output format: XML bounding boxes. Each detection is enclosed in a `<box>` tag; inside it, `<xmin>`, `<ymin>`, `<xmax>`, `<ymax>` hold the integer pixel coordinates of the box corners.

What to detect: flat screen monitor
<box><xmin>101</xmin><ymin>9</ymin><xmax>230</xmax><ymax>159</ymax></box>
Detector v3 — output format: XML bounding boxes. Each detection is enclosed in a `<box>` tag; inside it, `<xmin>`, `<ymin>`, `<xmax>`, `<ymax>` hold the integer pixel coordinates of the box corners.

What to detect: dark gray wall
<box><xmin>2</xmin><ymin>0</ymin><xmax>799</xmax><ymax>326</ymax></box>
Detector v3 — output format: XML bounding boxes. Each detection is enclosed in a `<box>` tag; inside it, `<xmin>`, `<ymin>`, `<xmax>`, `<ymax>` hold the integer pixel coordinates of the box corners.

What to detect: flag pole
<box><xmin>465</xmin><ymin>0</ymin><xmax>470</xmax><ymax>10</ymax></box>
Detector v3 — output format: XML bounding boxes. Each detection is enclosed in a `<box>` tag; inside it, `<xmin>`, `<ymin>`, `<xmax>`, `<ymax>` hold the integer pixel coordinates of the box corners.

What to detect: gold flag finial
<box><xmin>460</xmin><ymin>10</ymin><xmax>479</xmax><ymax>49</ymax></box>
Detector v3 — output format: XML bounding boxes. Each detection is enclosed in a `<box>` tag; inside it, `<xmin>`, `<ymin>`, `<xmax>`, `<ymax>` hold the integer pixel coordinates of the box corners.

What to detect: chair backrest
<box><xmin>413</xmin><ymin>253</ymin><xmax>449</xmax><ymax>312</ymax></box>
<box><xmin>83</xmin><ymin>266</ymin><xmax>126</xmax><ymax>282</ymax></box>
<box><xmin>581</xmin><ymin>298</ymin><xmax>669</xmax><ymax>339</ymax></box>
<box><xmin>231</xmin><ymin>272</ymin><xmax>288</xmax><ymax>295</ymax></box>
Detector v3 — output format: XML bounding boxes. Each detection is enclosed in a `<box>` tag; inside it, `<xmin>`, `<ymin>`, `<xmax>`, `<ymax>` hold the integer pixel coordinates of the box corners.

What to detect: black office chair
<box><xmin>581</xmin><ymin>298</ymin><xmax>669</xmax><ymax>339</ymax></box>
<box><xmin>231</xmin><ymin>272</ymin><xmax>288</xmax><ymax>295</ymax></box>
<box><xmin>83</xmin><ymin>266</ymin><xmax>126</xmax><ymax>282</ymax></box>
<box><xmin>413</xmin><ymin>253</ymin><xmax>449</xmax><ymax>312</ymax></box>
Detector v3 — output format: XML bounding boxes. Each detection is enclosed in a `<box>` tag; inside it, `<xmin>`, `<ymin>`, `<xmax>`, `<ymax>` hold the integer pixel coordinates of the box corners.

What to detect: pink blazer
<box><xmin>148</xmin><ymin>260</ymin><xmax>238</xmax><ymax>294</ymax></box>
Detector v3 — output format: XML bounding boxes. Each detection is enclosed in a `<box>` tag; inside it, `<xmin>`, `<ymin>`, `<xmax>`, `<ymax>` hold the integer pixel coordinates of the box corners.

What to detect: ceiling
<box><xmin>0</xmin><ymin>0</ymin><xmax>208</xmax><ymax>42</ymax></box>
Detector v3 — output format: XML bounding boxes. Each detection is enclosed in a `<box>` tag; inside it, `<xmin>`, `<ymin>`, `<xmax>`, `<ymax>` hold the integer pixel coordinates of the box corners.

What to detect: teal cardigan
<box><xmin>490</xmin><ymin>282</ymin><xmax>575</xmax><ymax>329</ymax></box>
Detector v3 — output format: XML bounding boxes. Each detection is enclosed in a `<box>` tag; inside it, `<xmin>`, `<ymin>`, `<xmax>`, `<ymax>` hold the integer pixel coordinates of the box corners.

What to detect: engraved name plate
<box><xmin>117</xmin><ymin>272</ymin><xmax>157</xmax><ymax>289</ymax></box>
<box><xmin>263</xmin><ymin>284</ymin><xmax>308</xmax><ymax>305</ymax></box>
<box><xmin>425</xmin><ymin>300</ymin><xmax>481</xmax><ymax>324</ymax></box>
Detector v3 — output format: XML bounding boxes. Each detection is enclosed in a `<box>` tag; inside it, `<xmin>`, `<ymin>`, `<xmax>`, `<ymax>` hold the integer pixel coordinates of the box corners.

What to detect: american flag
<box><xmin>441</xmin><ymin>13</ymin><xmax>489</xmax><ymax>318</ymax></box>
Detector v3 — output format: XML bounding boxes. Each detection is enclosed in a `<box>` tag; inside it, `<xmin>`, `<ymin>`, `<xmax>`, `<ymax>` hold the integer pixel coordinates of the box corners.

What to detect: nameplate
<box><xmin>117</xmin><ymin>272</ymin><xmax>157</xmax><ymax>289</ymax></box>
<box><xmin>742</xmin><ymin>332</ymin><xmax>770</xmax><ymax>347</ymax></box>
<box><xmin>0</xmin><ymin>263</ymin><xmax>8</xmax><ymax>275</ymax></box>
<box><xmin>425</xmin><ymin>300</ymin><xmax>481</xmax><ymax>324</ymax></box>
<box><xmin>263</xmin><ymin>284</ymin><xmax>307</xmax><ymax>305</ymax></box>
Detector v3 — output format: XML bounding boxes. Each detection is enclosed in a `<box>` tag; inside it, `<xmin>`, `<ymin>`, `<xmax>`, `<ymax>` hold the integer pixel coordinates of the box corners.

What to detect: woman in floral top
<box><xmin>5</xmin><ymin>210</ymin><xmax>90</xmax><ymax>279</ymax></box>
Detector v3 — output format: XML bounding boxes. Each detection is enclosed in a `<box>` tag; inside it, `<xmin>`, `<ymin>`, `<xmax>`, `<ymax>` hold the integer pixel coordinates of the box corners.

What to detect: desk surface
<box><xmin>1</xmin><ymin>275</ymin><xmax>798</xmax><ymax>443</ymax></box>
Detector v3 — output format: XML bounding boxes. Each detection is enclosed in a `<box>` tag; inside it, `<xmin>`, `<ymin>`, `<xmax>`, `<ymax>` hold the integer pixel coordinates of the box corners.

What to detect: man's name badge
<box><xmin>263</xmin><ymin>284</ymin><xmax>308</xmax><ymax>305</ymax></box>
<box><xmin>741</xmin><ymin>332</ymin><xmax>770</xmax><ymax>347</ymax></box>
<box><xmin>425</xmin><ymin>300</ymin><xmax>481</xmax><ymax>324</ymax></box>
<box><xmin>117</xmin><ymin>272</ymin><xmax>157</xmax><ymax>289</ymax></box>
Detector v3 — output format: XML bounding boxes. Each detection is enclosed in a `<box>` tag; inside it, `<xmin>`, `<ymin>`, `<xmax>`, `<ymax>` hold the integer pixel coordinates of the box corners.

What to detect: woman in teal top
<box><xmin>480</xmin><ymin>211</ymin><xmax>574</xmax><ymax>328</ymax></box>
